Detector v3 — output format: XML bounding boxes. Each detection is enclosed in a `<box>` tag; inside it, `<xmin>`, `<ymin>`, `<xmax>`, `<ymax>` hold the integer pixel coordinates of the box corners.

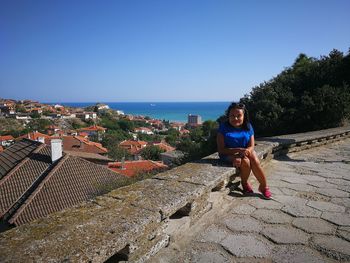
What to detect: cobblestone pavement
<box><xmin>149</xmin><ymin>139</ymin><xmax>350</xmax><ymax>263</ymax></box>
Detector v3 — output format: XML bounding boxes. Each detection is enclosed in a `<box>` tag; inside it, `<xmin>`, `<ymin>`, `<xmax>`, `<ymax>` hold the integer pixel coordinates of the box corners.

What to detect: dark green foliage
<box><xmin>27</xmin><ymin>119</ymin><xmax>52</xmax><ymax>133</ymax></box>
<box><xmin>176</xmin><ymin>138</ymin><xmax>202</xmax><ymax>162</ymax></box>
<box><xmin>239</xmin><ymin>48</ymin><xmax>350</xmax><ymax>137</ymax></box>
<box><xmin>137</xmin><ymin>133</ymin><xmax>162</xmax><ymax>142</ymax></box>
<box><xmin>117</xmin><ymin>119</ymin><xmax>135</xmax><ymax>132</ymax></box>
<box><xmin>140</xmin><ymin>145</ymin><xmax>165</xmax><ymax>161</ymax></box>
<box><xmin>108</xmin><ymin>145</ymin><xmax>131</xmax><ymax>161</ymax></box>
<box><xmin>164</xmin><ymin>128</ymin><xmax>180</xmax><ymax>146</ymax></box>
<box><xmin>30</xmin><ymin>112</ymin><xmax>41</xmax><ymax>119</ymax></box>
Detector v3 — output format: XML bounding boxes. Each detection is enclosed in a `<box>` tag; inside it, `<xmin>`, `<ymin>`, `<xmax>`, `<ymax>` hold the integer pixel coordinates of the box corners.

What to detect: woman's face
<box><xmin>228</xmin><ymin>108</ymin><xmax>244</xmax><ymax>128</ymax></box>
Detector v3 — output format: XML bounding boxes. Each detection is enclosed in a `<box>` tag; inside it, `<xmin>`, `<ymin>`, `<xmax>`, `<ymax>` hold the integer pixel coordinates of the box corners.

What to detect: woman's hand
<box><xmin>242</xmin><ymin>147</ymin><xmax>253</xmax><ymax>157</ymax></box>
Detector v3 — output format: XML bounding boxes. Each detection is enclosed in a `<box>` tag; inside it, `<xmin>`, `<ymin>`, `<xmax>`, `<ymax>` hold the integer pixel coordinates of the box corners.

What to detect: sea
<box><xmin>52</xmin><ymin>102</ymin><xmax>231</xmax><ymax>123</ymax></box>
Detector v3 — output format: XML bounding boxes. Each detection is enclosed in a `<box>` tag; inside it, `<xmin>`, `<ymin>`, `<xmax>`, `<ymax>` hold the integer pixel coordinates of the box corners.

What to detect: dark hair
<box><xmin>225</xmin><ymin>102</ymin><xmax>250</xmax><ymax>130</ymax></box>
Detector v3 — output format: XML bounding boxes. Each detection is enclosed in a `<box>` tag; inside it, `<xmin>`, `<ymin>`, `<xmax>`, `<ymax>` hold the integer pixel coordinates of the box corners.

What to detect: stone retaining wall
<box><xmin>1</xmin><ymin>126</ymin><xmax>350</xmax><ymax>263</ymax></box>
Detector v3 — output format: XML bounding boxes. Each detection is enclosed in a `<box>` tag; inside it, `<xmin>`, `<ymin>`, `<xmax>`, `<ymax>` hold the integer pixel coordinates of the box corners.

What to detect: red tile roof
<box><xmin>119</xmin><ymin>140</ymin><xmax>148</xmax><ymax>155</ymax></box>
<box><xmin>0</xmin><ymin>135</ymin><xmax>14</xmax><ymax>141</ymax></box>
<box><xmin>151</xmin><ymin>142</ymin><xmax>175</xmax><ymax>152</ymax></box>
<box><xmin>18</xmin><ymin>132</ymin><xmax>50</xmax><ymax>141</ymax></box>
<box><xmin>45</xmin><ymin>136</ymin><xmax>108</xmax><ymax>154</ymax></box>
<box><xmin>108</xmin><ymin>160</ymin><xmax>168</xmax><ymax>177</ymax></box>
<box><xmin>0</xmin><ymin>140</ymin><xmax>127</xmax><ymax>226</ymax></box>
<box><xmin>79</xmin><ymin>125</ymin><xmax>106</xmax><ymax>132</ymax></box>
<box><xmin>0</xmin><ymin>144</ymin><xmax>51</xmax><ymax>218</ymax></box>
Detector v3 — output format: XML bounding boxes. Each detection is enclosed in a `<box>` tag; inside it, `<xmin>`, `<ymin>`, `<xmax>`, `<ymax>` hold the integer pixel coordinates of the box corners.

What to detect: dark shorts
<box><xmin>219</xmin><ymin>153</ymin><xmax>244</xmax><ymax>163</ymax></box>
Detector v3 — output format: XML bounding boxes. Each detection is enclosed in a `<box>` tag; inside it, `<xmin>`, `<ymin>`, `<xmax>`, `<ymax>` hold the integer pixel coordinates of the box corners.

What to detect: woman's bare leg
<box><xmin>239</xmin><ymin>157</ymin><xmax>251</xmax><ymax>187</ymax></box>
<box><xmin>249</xmin><ymin>151</ymin><xmax>267</xmax><ymax>188</ymax></box>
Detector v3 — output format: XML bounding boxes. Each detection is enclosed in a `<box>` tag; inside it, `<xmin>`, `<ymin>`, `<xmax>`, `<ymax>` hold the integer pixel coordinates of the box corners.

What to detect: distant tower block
<box><xmin>187</xmin><ymin>114</ymin><xmax>202</xmax><ymax>127</ymax></box>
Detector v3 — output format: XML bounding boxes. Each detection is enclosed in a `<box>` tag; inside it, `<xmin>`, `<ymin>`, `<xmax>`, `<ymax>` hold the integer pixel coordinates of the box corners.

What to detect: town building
<box><xmin>134</xmin><ymin>127</ymin><xmax>154</xmax><ymax>135</ymax></box>
<box><xmin>187</xmin><ymin>114</ymin><xmax>202</xmax><ymax>127</ymax></box>
<box><xmin>160</xmin><ymin>150</ymin><xmax>185</xmax><ymax>166</ymax></box>
<box><xmin>119</xmin><ymin>140</ymin><xmax>148</xmax><ymax>159</ymax></box>
<box><xmin>0</xmin><ymin>135</ymin><xmax>14</xmax><ymax>147</ymax></box>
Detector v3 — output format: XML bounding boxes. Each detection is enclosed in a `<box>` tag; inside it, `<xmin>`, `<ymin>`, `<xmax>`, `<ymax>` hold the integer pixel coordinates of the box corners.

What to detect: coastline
<box><xmin>45</xmin><ymin>101</ymin><xmax>231</xmax><ymax>123</ymax></box>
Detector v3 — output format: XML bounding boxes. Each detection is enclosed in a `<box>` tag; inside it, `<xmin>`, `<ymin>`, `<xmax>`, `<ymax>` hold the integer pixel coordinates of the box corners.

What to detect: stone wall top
<box><xmin>1</xmin><ymin>126</ymin><xmax>349</xmax><ymax>263</ymax></box>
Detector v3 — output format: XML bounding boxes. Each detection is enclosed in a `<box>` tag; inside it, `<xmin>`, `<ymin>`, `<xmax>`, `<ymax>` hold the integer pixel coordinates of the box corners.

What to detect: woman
<box><xmin>217</xmin><ymin>102</ymin><xmax>271</xmax><ymax>199</ymax></box>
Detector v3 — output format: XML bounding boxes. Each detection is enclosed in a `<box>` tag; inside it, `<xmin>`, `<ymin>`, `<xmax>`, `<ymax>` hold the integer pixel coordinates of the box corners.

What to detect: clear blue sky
<box><xmin>1</xmin><ymin>0</ymin><xmax>349</xmax><ymax>102</ymax></box>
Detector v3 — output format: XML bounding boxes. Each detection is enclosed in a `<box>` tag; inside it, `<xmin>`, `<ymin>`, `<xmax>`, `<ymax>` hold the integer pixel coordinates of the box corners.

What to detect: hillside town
<box><xmin>0</xmin><ymin>97</ymin><xmax>217</xmax><ymax>231</ymax></box>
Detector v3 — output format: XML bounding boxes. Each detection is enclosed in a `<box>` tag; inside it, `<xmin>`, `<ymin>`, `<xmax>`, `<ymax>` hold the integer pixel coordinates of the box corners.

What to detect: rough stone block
<box><xmin>231</xmin><ymin>204</ymin><xmax>256</xmax><ymax>215</ymax></box>
<box><xmin>261</xmin><ymin>225</ymin><xmax>309</xmax><ymax>244</ymax></box>
<box><xmin>272</xmin><ymin>245</ymin><xmax>329</xmax><ymax>263</ymax></box>
<box><xmin>107</xmin><ymin>179</ymin><xmax>208</xmax><ymax>220</ymax></box>
<box><xmin>292</xmin><ymin>218</ymin><xmax>335</xmax><ymax>234</ymax></box>
<box><xmin>252</xmin><ymin>209</ymin><xmax>293</xmax><ymax>224</ymax></box>
<box><xmin>321</xmin><ymin>212</ymin><xmax>350</xmax><ymax>226</ymax></box>
<box><xmin>0</xmin><ymin>199</ymin><xmax>161</xmax><ymax>263</ymax></box>
<box><xmin>220</xmin><ymin>234</ymin><xmax>272</xmax><ymax>258</ymax></box>
<box><xmin>223</xmin><ymin>215</ymin><xmax>263</xmax><ymax>233</ymax></box>
<box><xmin>306</xmin><ymin>200</ymin><xmax>346</xmax><ymax>213</ymax></box>
<box><xmin>311</xmin><ymin>235</ymin><xmax>350</xmax><ymax>261</ymax></box>
<box><xmin>154</xmin><ymin>159</ymin><xmax>236</xmax><ymax>190</ymax></box>
<box><xmin>195</xmin><ymin>224</ymin><xmax>230</xmax><ymax>243</ymax></box>
<box><xmin>316</xmin><ymin>188</ymin><xmax>349</xmax><ymax>198</ymax></box>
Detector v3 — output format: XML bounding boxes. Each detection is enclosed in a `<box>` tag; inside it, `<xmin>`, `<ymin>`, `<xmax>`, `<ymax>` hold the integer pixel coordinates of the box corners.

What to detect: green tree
<box><xmin>239</xmin><ymin>48</ymin><xmax>350</xmax><ymax>137</ymax></box>
<box><xmin>140</xmin><ymin>145</ymin><xmax>165</xmax><ymax>161</ymax></box>
<box><xmin>27</xmin><ymin>119</ymin><xmax>52</xmax><ymax>133</ymax></box>
<box><xmin>108</xmin><ymin>145</ymin><xmax>131</xmax><ymax>161</ymax></box>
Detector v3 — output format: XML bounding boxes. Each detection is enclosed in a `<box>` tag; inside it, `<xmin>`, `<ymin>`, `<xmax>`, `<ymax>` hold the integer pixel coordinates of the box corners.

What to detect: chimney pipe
<box><xmin>51</xmin><ymin>139</ymin><xmax>63</xmax><ymax>163</ymax></box>
<box><xmin>121</xmin><ymin>157</ymin><xmax>126</xmax><ymax>170</ymax></box>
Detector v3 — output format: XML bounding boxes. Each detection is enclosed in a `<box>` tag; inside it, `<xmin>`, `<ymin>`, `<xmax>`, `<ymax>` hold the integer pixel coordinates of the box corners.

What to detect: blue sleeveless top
<box><xmin>218</xmin><ymin>122</ymin><xmax>254</xmax><ymax>149</ymax></box>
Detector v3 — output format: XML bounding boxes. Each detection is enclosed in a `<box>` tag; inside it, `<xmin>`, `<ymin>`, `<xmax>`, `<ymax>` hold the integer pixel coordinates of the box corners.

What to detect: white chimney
<box><xmin>51</xmin><ymin>139</ymin><xmax>63</xmax><ymax>163</ymax></box>
<box><xmin>120</xmin><ymin>157</ymin><xmax>126</xmax><ymax>170</ymax></box>
<box><xmin>37</xmin><ymin>137</ymin><xmax>45</xmax><ymax>143</ymax></box>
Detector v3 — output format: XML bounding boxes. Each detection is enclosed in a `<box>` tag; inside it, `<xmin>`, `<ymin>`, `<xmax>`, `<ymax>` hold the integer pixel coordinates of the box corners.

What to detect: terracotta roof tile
<box><xmin>9</xmin><ymin>155</ymin><xmax>126</xmax><ymax>226</ymax></box>
<box><xmin>108</xmin><ymin>160</ymin><xmax>168</xmax><ymax>177</ymax></box>
<box><xmin>0</xmin><ymin>140</ymin><xmax>128</xmax><ymax>226</ymax></box>
<box><xmin>0</xmin><ymin>135</ymin><xmax>14</xmax><ymax>141</ymax></box>
<box><xmin>0</xmin><ymin>139</ymin><xmax>41</xmax><ymax>180</ymax></box>
<box><xmin>0</xmin><ymin>144</ymin><xmax>50</xmax><ymax>217</ymax></box>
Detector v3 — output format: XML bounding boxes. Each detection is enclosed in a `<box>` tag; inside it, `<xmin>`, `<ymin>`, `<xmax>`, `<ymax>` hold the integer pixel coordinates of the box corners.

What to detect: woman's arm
<box><xmin>217</xmin><ymin>133</ymin><xmax>245</xmax><ymax>156</ymax></box>
<box><xmin>243</xmin><ymin>135</ymin><xmax>255</xmax><ymax>157</ymax></box>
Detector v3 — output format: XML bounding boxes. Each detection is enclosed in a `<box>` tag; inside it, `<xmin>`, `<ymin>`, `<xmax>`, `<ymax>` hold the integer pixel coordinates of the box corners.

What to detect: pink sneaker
<box><xmin>259</xmin><ymin>186</ymin><xmax>272</xmax><ymax>199</ymax></box>
<box><xmin>242</xmin><ymin>183</ymin><xmax>254</xmax><ymax>194</ymax></box>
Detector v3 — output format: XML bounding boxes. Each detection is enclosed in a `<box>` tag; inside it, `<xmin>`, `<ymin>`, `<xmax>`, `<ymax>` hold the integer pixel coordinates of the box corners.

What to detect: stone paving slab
<box><xmin>231</xmin><ymin>203</ymin><xmax>256</xmax><ymax>215</ymax></box>
<box><xmin>337</xmin><ymin>228</ymin><xmax>350</xmax><ymax>242</ymax></box>
<box><xmin>311</xmin><ymin>235</ymin><xmax>350</xmax><ymax>261</ymax></box>
<box><xmin>321</xmin><ymin>212</ymin><xmax>350</xmax><ymax>226</ymax></box>
<box><xmin>223</xmin><ymin>215</ymin><xmax>263</xmax><ymax>233</ymax></box>
<box><xmin>251</xmin><ymin>209</ymin><xmax>293</xmax><ymax>224</ymax></box>
<box><xmin>281</xmin><ymin>203</ymin><xmax>322</xmax><ymax>217</ymax></box>
<box><xmin>220</xmin><ymin>234</ymin><xmax>272</xmax><ymax>258</ymax></box>
<box><xmin>248</xmin><ymin>199</ymin><xmax>284</xmax><ymax>210</ymax></box>
<box><xmin>184</xmin><ymin>242</ymin><xmax>233</xmax><ymax>263</ymax></box>
<box><xmin>261</xmin><ymin>225</ymin><xmax>309</xmax><ymax>245</ymax></box>
<box><xmin>307</xmin><ymin>200</ymin><xmax>346</xmax><ymax>213</ymax></box>
<box><xmin>330</xmin><ymin>197</ymin><xmax>350</xmax><ymax>208</ymax></box>
<box><xmin>316</xmin><ymin>188</ymin><xmax>349</xmax><ymax>198</ymax></box>
<box><xmin>307</xmin><ymin>181</ymin><xmax>338</xmax><ymax>189</ymax></box>
<box><xmin>291</xmin><ymin>218</ymin><xmax>336</xmax><ymax>234</ymax></box>
<box><xmin>195</xmin><ymin>224</ymin><xmax>230</xmax><ymax>243</ymax></box>
<box><xmin>271</xmin><ymin>245</ymin><xmax>334</xmax><ymax>263</ymax></box>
